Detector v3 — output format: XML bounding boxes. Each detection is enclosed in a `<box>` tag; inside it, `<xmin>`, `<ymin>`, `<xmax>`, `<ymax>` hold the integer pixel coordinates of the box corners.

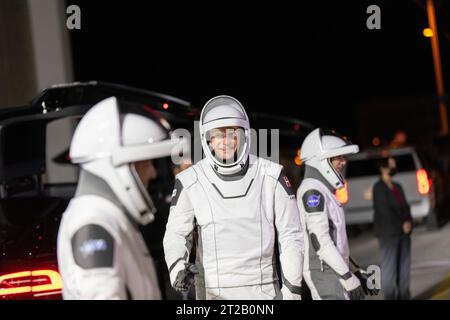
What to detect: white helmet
<box><xmin>199</xmin><ymin>95</ymin><xmax>250</xmax><ymax>175</ymax></box>
<box><xmin>301</xmin><ymin>128</ymin><xmax>359</xmax><ymax>189</ymax></box>
<box><xmin>70</xmin><ymin>96</ymin><xmax>185</xmax><ymax>225</ymax></box>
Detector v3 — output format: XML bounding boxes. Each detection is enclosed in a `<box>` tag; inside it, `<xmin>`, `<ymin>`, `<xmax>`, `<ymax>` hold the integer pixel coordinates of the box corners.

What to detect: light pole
<box><xmin>426</xmin><ymin>0</ymin><xmax>448</xmax><ymax>136</ymax></box>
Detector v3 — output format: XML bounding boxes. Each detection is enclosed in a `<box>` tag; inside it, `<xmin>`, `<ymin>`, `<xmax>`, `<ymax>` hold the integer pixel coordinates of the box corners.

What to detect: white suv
<box><xmin>340</xmin><ymin>147</ymin><xmax>432</xmax><ymax>226</ymax></box>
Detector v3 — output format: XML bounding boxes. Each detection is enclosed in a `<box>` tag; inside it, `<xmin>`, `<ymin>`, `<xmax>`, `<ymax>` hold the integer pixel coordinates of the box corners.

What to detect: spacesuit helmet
<box><xmin>70</xmin><ymin>97</ymin><xmax>185</xmax><ymax>225</ymax></box>
<box><xmin>199</xmin><ymin>95</ymin><xmax>251</xmax><ymax>175</ymax></box>
<box><xmin>300</xmin><ymin>128</ymin><xmax>359</xmax><ymax>189</ymax></box>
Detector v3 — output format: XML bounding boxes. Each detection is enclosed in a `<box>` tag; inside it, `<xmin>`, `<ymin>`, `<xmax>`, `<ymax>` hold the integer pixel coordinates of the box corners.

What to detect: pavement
<box><xmin>348</xmin><ymin>221</ymin><xmax>450</xmax><ymax>300</ymax></box>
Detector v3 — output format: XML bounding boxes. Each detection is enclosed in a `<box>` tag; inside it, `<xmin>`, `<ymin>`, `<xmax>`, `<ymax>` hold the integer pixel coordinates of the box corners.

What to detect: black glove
<box><xmin>339</xmin><ymin>272</ymin><xmax>365</xmax><ymax>300</ymax></box>
<box><xmin>173</xmin><ymin>263</ymin><xmax>199</xmax><ymax>292</ymax></box>
<box><xmin>348</xmin><ymin>285</ymin><xmax>366</xmax><ymax>300</ymax></box>
<box><xmin>354</xmin><ymin>270</ymin><xmax>380</xmax><ymax>296</ymax></box>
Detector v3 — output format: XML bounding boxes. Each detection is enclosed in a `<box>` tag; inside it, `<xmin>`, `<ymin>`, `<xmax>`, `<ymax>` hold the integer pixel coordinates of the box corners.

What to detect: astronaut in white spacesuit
<box><xmin>163</xmin><ymin>95</ymin><xmax>304</xmax><ymax>300</ymax></box>
<box><xmin>298</xmin><ymin>128</ymin><xmax>379</xmax><ymax>300</ymax></box>
<box><xmin>57</xmin><ymin>97</ymin><xmax>183</xmax><ymax>299</ymax></box>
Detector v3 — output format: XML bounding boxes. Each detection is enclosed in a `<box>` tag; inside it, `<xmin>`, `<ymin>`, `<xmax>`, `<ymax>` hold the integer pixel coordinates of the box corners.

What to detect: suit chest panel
<box><xmin>188</xmin><ymin>165</ymin><xmax>276</xmax><ymax>230</ymax></box>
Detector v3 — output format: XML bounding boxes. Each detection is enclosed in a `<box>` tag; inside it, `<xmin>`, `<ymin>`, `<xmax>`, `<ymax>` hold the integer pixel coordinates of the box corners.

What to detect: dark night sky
<box><xmin>67</xmin><ymin>0</ymin><xmax>450</xmax><ymax>140</ymax></box>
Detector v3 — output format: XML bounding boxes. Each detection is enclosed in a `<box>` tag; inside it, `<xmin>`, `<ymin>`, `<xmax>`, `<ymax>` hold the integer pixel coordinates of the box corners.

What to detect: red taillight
<box><xmin>416</xmin><ymin>169</ymin><xmax>430</xmax><ymax>195</ymax></box>
<box><xmin>162</xmin><ymin>102</ymin><xmax>169</xmax><ymax>110</ymax></box>
<box><xmin>0</xmin><ymin>270</ymin><xmax>62</xmax><ymax>297</ymax></box>
<box><xmin>336</xmin><ymin>181</ymin><xmax>349</xmax><ymax>205</ymax></box>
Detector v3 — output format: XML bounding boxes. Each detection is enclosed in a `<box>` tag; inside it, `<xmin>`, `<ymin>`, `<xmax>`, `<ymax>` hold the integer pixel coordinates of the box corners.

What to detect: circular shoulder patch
<box><xmin>307</xmin><ymin>194</ymin><xmax>321</xmax><ymax>207</ymax></box>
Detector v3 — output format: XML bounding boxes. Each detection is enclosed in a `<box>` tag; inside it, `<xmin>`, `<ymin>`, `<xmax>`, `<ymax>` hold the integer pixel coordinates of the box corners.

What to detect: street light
<box><xmin>426</xmin><ymin>0</ymin><xmax>448</xmax><ymax>136</ymax></box>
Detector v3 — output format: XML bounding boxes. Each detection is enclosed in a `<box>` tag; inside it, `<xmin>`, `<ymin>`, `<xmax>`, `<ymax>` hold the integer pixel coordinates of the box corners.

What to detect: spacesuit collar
<box><xmin>304</xmin><ymin>165</ymin><xmax>335</xmax><ymax>193</ymax></box>
<box><xmin>76</xmin><ymin>169</ymin><xmax>140</xmax><ymax>230</ymax></box>
<box><xmin>211</xmin><ymin>156</ymin><xmax>250</xmax><ymax>181</ymax></box>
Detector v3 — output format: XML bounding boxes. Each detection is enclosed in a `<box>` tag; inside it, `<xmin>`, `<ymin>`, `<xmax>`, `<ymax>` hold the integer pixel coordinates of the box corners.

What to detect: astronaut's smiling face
<box><xmin>208</xmin><ymin>126</ymin><xmax>242</xmax><ymax>163</ymax></box>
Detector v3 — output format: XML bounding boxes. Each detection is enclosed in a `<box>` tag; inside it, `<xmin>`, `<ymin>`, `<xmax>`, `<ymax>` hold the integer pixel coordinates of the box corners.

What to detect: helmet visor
<box><xmin>205</xmin><ymin>126</ymin><xmax>246</xmax><ymax>166</ymax></box>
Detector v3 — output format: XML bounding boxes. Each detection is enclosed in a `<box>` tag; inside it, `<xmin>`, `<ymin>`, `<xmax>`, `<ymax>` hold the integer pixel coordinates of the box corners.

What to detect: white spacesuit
<box><xmin>57</xmin><ymin>97</ymin><xmax>183</xmax><ymax>299</ymax></box>
<box><xmin>297</xmin><ymin>128</ymin><xmax>368</xmax><ymax>300</ymax></box>
<box><xmin>163</xmin><ymin>95</ymin><xmax>304</xmax><ymax>300</ymax></box>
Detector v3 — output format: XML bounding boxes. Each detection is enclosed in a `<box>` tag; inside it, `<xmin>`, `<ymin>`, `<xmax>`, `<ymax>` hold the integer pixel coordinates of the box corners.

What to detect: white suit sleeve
<box><xmin>274</xmin><ymin>170</ymin><xmax>304</xmax><ymax>298</ymax></box>
<box><xmin>163</xmin><ymin>178</ymin><xmax>196</xmax><ymax>286</ymax></box>
<box><xmin>299</xmin><ymin>188</ymin><xmax>352</xmax><ymax>279</ymax></box>
<box><xmin>66</xmin><ymin>222</ymin><xmax>127</xmax><ymax>299</ymax></box>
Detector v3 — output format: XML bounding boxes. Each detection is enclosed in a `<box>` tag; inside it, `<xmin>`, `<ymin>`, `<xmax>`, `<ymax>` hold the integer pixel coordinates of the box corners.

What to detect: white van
<box><xmin>340</xmin><ymin>147</ymin><xmax>432</xmax><ymax>226</ymax></box>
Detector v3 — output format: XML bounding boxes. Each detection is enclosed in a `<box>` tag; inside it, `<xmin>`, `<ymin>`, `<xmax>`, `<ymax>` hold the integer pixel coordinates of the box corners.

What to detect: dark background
<box><xmin>66</xmin><ymin>0</ymin><xmax>450</xmax><ymax>146</ymax></box>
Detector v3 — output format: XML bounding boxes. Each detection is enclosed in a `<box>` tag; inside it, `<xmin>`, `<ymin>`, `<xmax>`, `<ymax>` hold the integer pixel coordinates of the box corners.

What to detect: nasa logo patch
<box><xmin>307</xmin><ymin>194</ymin><xmax>321</xmax><ymax>208</ymax></box>
<box><xmin>302</xmin><ymin>189</ymin><xmax>324</xmax><ymax>213</ymax></box>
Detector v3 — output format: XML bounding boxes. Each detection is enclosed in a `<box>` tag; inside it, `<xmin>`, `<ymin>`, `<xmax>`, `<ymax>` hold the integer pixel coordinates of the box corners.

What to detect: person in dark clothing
<box><xmin>373</xmin><ymin>157</ymin><xmax>413</xmax><ymax>300</ymax></box>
